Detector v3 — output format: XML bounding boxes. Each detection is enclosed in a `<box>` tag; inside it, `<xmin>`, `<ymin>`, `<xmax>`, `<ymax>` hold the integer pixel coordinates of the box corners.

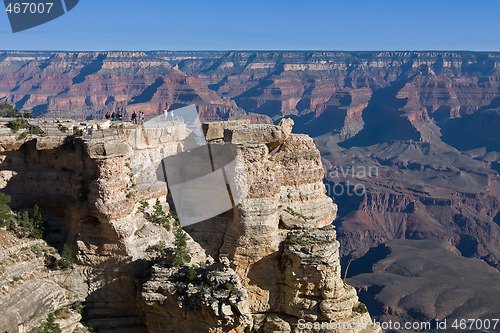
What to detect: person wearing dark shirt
<box><xmin>131</xmin><ymin>112</ymin><xmax>137</xmax><ymax>124</ymax></box>
<box><xmin>105</xmin><ymin>112</ymin><xmax>111</xmax><ymax>120</ymax></box>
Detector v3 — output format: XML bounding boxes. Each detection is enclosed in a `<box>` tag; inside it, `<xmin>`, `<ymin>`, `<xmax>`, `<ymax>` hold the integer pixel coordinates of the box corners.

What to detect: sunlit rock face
<box><xmin>1</xmin><ymin>121</ymin><xmax>378</xmax><ymax>332</ymax></box>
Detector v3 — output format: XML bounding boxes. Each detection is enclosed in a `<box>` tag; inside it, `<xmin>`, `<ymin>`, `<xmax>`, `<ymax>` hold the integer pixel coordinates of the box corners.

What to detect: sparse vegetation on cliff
<box><xmin>0</xmin><ymin>193</ymin><xmax>13</xmax><ymax>223</ymax></box>
<box><xmin>354</xmin><ymin>302</ymin><xmax>368</xmax><ymax>314</ymax></box>
<box><xmin>145</xmin><ymin>199</ymin><xmax>171</xmax><ymax>231</ymax></box>
<box><xmin>186</xmin><ymin>266</ymin><xmax>197</xmax><ymax>282</ymax></box>
<box><xmin>29</xmin><ymin>313</ymin><xmax>61</xmax><ymax>333</ymax></box>
<box><xmin>284</xmin><ymin>229</ymin><xmax>335</xmax><ymax>246</ymax></box>
<box><xmin>172</xmin><ymin>226</ymin><xmax>191</xmax><ymax>267</ymax></box>
<box><xmin>31</xmin><ymin>244</ymin><xmax>42</xmax><ymax>256</ymax></box>
<box><xmin>0</xmin><ymin>194</ymin><xmax>46</xmax><ymax>239</ymax></box>
<box><xmin>73</xmin><ymin>128</ymin><xmax>83</xmax><ymax>137</ymax></box>
<box><xmin>17</xmin><ymin>131</ymin><xmax>28</xmax><ymax>140</ymax></box>
<box><xmin>58</xmin><ymin>244</ymin><xmax>74</xmax><ymax>269</ymax></box>
<box><xmin>285</xmin><ymin>206</ymin><xmax>309</xmax><ymax>222</ymax></box>
<box><xmin>7</xmin><ymin>117</ymin><xmax>29</xmax><ymax>132</ymax></box>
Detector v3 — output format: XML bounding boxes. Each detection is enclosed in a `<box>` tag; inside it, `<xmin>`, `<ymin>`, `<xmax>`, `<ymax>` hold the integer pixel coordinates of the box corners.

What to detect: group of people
<box><xmin>130</xmin><ymin>111</ymin><xmax>145</xmax><ymax>124</ymax></box>
<box><xmin>104</xmin><ymin>108</ymin><xmax>176</xmax><ymax>125</ymax></box>
<box><xmin>104</xmin><ymin>111</ymin><xmax>144</xmax><ymax>124</ymax></box>
<box><xmin>105</xmin><ymin>111</ymin><xmax>123</xmax><ymax>121</ymax></box>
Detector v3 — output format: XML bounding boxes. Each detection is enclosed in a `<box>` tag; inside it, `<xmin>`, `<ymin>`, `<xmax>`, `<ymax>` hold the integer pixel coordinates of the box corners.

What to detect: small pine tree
<box><xmin>58</xmin><ymin>244</ymin><xmax>74</xmax><ymax>269</ymax></box>
<box><xmin>32</xmin><ymin>204</ymin><xmax>43</xmax><ymax>222</ymax></box>
<box><xmin>172</xmin><ymin>227</ymin><xmax>191</xmax><ymax>267</ymax></box>
<box><xmin>19</xmin><ymin>211</ymin><xmax>32</xmax><ymax>238</ymax></box>
<box><xmin>150</xmin><ymin>199</ymin><xmax>170</xmax><ymax>231</ymax></box>
<box><xmin>0</xmin><ymin>193</ymin><xmax>13</xmax><ymax>226</ymax></box>
<box><xmin>186</xmin><ymin>266</ymin><xmax>197</xmax><ymax>282</ymax></box>
<box><xmin>152</xmin><ymin>199</ymin><xmax>164</xmax><ymax>219</ymax></box>
<box><xmin>30</xmin><ymin>205</ymin><xmax>45</xmax><ymax>238</ymax></box>
<box><xmin>0</xmin><ymin>102</ymin><xmax>14</xmax><ymax>116</ymax></box>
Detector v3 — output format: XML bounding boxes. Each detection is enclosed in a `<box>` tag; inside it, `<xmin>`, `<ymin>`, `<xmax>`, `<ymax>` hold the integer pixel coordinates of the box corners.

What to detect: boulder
<box><xmin>223</xmin><ymin>118</ymin><xmax>294</xmax><ymax>151</ymax></box>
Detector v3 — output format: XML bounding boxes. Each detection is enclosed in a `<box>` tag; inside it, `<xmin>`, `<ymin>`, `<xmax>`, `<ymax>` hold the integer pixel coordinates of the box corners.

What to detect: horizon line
<box><xmin>2</xmin><ymin>49</ymin><xmax>500</xmax><ymax>54</ymax></box>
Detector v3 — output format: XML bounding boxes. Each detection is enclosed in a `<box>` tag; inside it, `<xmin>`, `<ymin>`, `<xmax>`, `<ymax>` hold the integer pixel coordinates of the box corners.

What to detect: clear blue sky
<box><xmin>1</xmin><ymin>0</ymin><xmax>499</xmax><ymax>51</ymax></box>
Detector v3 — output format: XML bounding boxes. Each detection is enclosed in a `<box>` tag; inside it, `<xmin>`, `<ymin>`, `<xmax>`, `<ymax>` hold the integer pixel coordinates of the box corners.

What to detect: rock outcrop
<box><xmin>0</xmin><ymin>119</ymin><xmax>379</xmax><ymax>332</ymax></box>
<box><xmin>0</xmin><ymin>230</ymin><xmax>87</xmax><ymax>332</ymax></box>
<box><xmin>143</xmin><ymin>120</ymin><xmax>379</xmax><ymax>332</ymax></box>
<box><xmin>0</xmin><ymin>124</ymin><xmax>199</xmax><ymax>332</ymax></box>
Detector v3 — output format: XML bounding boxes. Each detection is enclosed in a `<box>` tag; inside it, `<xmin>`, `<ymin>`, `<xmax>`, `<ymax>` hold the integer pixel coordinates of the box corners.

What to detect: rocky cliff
<box><xmin>2</xmin><ymin>50</ymin><xmax>500</xmax><ymax>328</ymax></box>
<box><xmin>0</xmin><ymin>120</ymin><xmax>379</xmax><ymax>332</ymax></box>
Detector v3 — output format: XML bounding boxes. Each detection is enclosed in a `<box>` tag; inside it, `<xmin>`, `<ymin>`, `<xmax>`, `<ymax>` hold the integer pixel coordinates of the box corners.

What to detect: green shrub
<box><xmin>29</xmin><ymin>313</ymin><xmax>61</xmax><ymax>333</ymax></box>
<box><xmin>134</xmin><ymin>224</ymin><xmax>146</xmax><ymax>235</ymax></box>
<box><xmin>4</xmin><ymin>108</ymin><xmax>21</xmax><ymax>118</ymax></box>
<box><xmin>17</xmin><ymin>131</ymin><xmax>28</xmax><ymax>140</ymax></box>
<box><xmin>71</xmin><ymin>301</ymin><xmax>87</xmax><ymax>316</ymax></box>
<box><xmin>223</xmin><ymin>282</ymin><xmax>234</xmax><ymax>290</ymax></box>
<box><xmin>170</xmin><ymin>212</ymin><xmax>180</xmax><ymax>227</ymax></box>
<box><xmin>285</xmin><ymin>206</ymin><xmax>308</xmax><ymax>222</ymax></box>
<box><xmin>148</xmin><ymin>199</ymin><xmax>170</xmax><ymax>231</ymax></box>
<box><xmin>284</xmin><ymin>229</ymin><xmax>335</xmax><ymax>246</ymax></box>
<box><xmin>284</xmin><ymin>230</ymin><xmax>311</xmax><ymax>245</ymax></box>
<box><xmin>23</xmin><ymin>111</ymin><xmax>33</xmax><ymax>118</ymax></box>
<box><xmin>152</xmin><ymin>199</ymin><xmax>164</xmax><ymax>217</ymax></box>
<box><xmin>31</xmin><ymin>244</ymin><xmax>42</xmax><ymax>256</ymax></box>
<box><xmin>73</xmin><ymin>129</ymin><xmax>83</xmax><ymax>137</ymax></box>
<box><xmin>354</xmin><ymin>302</ymin><xmax>368</xmax><ymax>314</ymax></box>
<box><xmin>7</xmin><ymin>117</ymin><xmax>28</xmax><ymax>132</ymax></box>
<box><xmin>0</xmin><ymin>102</ymin><xmax>14</xmax><ymax>116</ymax></box>
<box><xmin>139</xmin><ymin>201</ymin><xmax>149</xmax><ymax>210</ymax></box>
<box><xmin>58</xmin><ymin>244</ymin><xmax>74</xmax><ymax>269</ymax></box>
<box><xmin>186</xmin><ymin>266</ymin><xmax>197</xmax><ymax>283</ymax></box>
<box><xmin>32</xmin><ymin>126</ymin><xmax>43</xmax><ymax>135</ymax></box>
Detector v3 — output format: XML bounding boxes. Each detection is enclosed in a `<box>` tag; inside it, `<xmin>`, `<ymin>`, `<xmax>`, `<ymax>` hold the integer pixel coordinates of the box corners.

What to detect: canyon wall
<box><xmin>0</xmin><ymin>121</ymin><xmax>379</xmax><ymax>332</ymax></box>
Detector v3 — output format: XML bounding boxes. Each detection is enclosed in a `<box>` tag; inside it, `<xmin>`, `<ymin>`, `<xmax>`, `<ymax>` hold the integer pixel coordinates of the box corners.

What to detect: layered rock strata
<box><xmin>144</xmin><ymin>120</ymin><xmax>380</xmax><ymax>332</ymax></box>
<box><xmin>1</xmin><ymin>120</ymin><xmax>379</xmax><ymax>332</ymax></box>
<box><xmin>0</xmin><ymin>125</ymin><xmax>200</xmax><ymax>332</ymax></box>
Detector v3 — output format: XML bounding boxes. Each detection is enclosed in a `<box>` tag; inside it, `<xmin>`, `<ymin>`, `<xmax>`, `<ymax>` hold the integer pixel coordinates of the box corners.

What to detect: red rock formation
<box><xmin>0</xmin><ymin>51</ymin><xmax>243</xmax><ymax>120</ymax></box>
